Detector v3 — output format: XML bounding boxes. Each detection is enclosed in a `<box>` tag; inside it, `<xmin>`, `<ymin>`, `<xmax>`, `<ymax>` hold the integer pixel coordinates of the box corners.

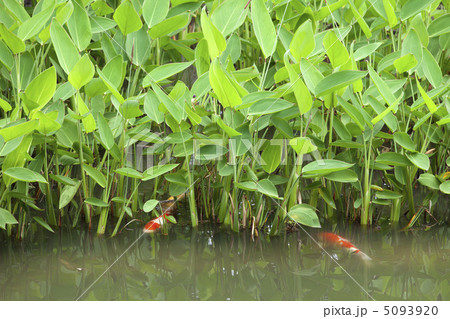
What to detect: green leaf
<box><xmin>143</xmin><ymin>164</ymin><xmax>180</xmax><ymax>181</ymax></box>
<box><xmin>0</xmin><ymin>23</ymin><xmax>25</xmax><ymax>54</ymax></box>
<box><xmin>126</xmin><ymin>28</ymin><xmax>151</xmax><ymax>66</ymax></box>
<box><xmin>143</xmin><ymin>61</ymin><xmax>194</xmax><ymax>86</ymax></box>
<box><xmin>50</xmin><ymin>19</ymin><xmax>80</xmax><ymax>75</ymax></box>
<box><xmin>382</xmin><ymin>0</ymin><xmax>398</xmax><ymax>27</ymax></box>
<box><xmin>255</xmin><ymin>179</ymin><xmax>279</xmax><ymax>199</ymax></box>
<box><xmin>289</xmin><ymin>137</ymin><xmax>317</xmax><ymax>155</ymax></box>
<box><xmin>151</xmin><ymin>82</ymin><xmax>183</xmax><ymax>123</ymax></box>
<box><xmin>143</xmin><ymin>0</ymin><xmax>170</xmax><ymax>28</ymax></box>
<box><xmin>83</xmin><ymin>164</ymin><xmax>107</xmax><ymax>188</ymax></box>
<box><xmin>428</xmin><ymin>13</ymin><xmax>450</xmax><ymax>37</ymax></box>
<box><xmin>406</xmin><ymin>152</ymin><xmax>430</xmax><ymax>171</ymax></box>
<box><xmin>149</xmin><ymin>13</ymin><xmax>189</xmax><ymax>39</ymax></box>
<box><xmin>3</xmin><ymin>167</ymin><xmax>47</xmax><ymax>183</ymax></box>
<box><xmin>97</xmin><ymin>67</ymin><xmax>125</xmax><ymax>104</ymax></box>
<box><xmin>0</xmin><ymin>208</ymin><xmax>18</xmax><ymax>230</ymax></box>
<box><xmin>67</xmin><ymin>0</ymin><xmax>92</xmax><ymax>50</ymax></box>
<box><xmin>302</xmin><ymin>159</ymin><xmax>354</xmax><ymax>176</ymax></box>
<box><xmin>113</xmin><ymin>0</ymin><xmax>142</xmax><ymax>35</ymax></box>
<box><xmin>248</xmin><ymin>98</ymin><xmax>293</xmax><ymax>116</ymax></box>
<box><xmin>288</xmin><ymin>204</ymin><xmax>321</xmax><ymax>228</ymax></box>
<box><xmin>393</xmin><ymin>132</ymin><xmax>416</xmax><ymax>152</ymax></box>
<box><xmin>235</xmin><ymin>181</ymin><xmax>257</xmax><ymax>191</ymax></box>
<box><xmin>68</xmin><ymin>55</ymin><xmax>95</xmax><ymax>90</ymax></box>
<box><xmin>400</xmin><ymin>0</ymin><xmax>435</xmax><ymax>20</ymax></box>
<box><xmin>393</xmin><ymin>54</ymin><xmax>418</xmax><ymax>73</ymax></box>
<box><xmin>144</xmin><ymin>90</ymin><xmax>164</xmax><ymax>124</ymax></box>
<box><xmin>115</xmin><ymin>167</ymin><xmax>144</xmax><ymax>179</ymax></box>
<box><xmin>214</xmin><ymin>116</ymin><xmax>241</xmax><ymax>137</ymax></box>
<box><xmin>418</xmin><ymin>173</ymin><xmax>440</xmax><ymax>190</ymax></box>
<box><xmin>0</xmin><ymin>120</ymin><xmax>39</xmax><ymax>142</ymax></box>
<box><xmin>200</xmin><ymin>8</ymin><xmax>226</xmax><ymax>59</ymax></box>
<box><xmin>368</xmin><ymin>65</ymin><xmax>396</xmax><ymax>105</ymax></box>
<box><xmin>59</xmin><ymin>181</ymin><xmax>81</xmax><ymax>209</ymax></box>
<box><xmin>85</xmin><ymin>197</ymin><xmax>109</xmax><ymax>207</ymax></box>
<box><xmin>376</xmin><ymin>152</ymin><xmax>412</xmax><ymax>167</ymax></box>
<box><xmin>33</xmin><ymin>216</ymin><xmax>54</xmax><ymax>233</ymax></box>
<box><xmin>211</xmin><ymin>0</ymin><xmax>248</xmax><ymax>37</ymax></box>
<box><xmin>421</xmin><ymin>48</ymin><xmax>442</xmax><ymax>88</ymax></box>
<box><xmin>261</xmin><ymin>139</ymin><xmax>282</xmax><ymax>174</ymax></box>
<box><xmin>209</xmin><ymin>59</ymin><xmax>245</xmax><ymax>108</ymax></box>
<box><xmin>416</xmin><ymin>78</ymin><xmax>437</xmax><ymax>114</ymax></box>
<box><xmin>315</xmin><ymin>71</ymin><xmax>367</xmax><ymax>97</ymax></box>
<box><xmin>376</xmin><ymin>190</ymin><xmax>403</xmax><ymax>199</ymax></box>
<box><xmin>325</xmin><ymin>169</ymin><xmax>358</xmax><ymax>183</ymax></box>
<box><xmin>17</xmin><ymin>0</ymin><xmax>54</xmax><ymax>40</ymax></box>
<box><xmin>439</xmin><ymin>181</ymin><xmax>450</xmax><ymax>194</ymax></box>
<box><xmin>97</xmin><ymin>113</ymin><xmax>115</xmax><ymax>150</ymax></box>
<box><xmin>353</xmin><ymin>42</ymin><xmax>382</xmax><ymax>61</ymax></box>
<box><xmin>23</xmin><ymin>67</ymin><xmax>56</xmax><ymax>112</ymax></box>
<box><xmin>143</xmin><ymin>199</ymin><xmax>159</xmax><ymax>212</ymax></box>
<box><xmin>323</xmin><ymin>30</ymin><xmax>350</xmax><ymax>68</ymax></box>
<box><xmin>348</xmin><ymin>0</ymin><xmax>371</xmax><ymax>38</ymax></box>
<box><xmin>49</xmin><ymin>174</ymin><xmax>77</xmax><ymax>186</ymax></box>
<box><xmin>290</xmin><ymin>20</ymin><xmax>315</xmax><ymax>62</ymax></box>
<box><xmin>284</xmin><ymin>54</ymin><xmax>312</xmax><ymax>114</ymax></box>
<box><xmin>251</xmin><ymin>0</ymin><xmax>277</xmax><ymax>58</ymax></box>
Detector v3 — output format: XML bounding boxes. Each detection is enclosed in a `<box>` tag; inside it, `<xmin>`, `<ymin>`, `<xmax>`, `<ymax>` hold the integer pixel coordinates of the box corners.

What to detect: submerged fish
<box><xmin>143</xmin><ymin>193</ymin><xmax>186</xmax><ymax>233</ymax></box>
<box><xmin>318</xmin><ymin>232</ymin><xmax>372</xmax><ymax>261</ymax></box>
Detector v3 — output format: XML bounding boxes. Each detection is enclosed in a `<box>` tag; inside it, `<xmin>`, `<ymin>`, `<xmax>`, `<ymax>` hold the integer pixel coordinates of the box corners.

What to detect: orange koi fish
<box><xmin>318</xmin><ymin>232</ymin><xmax>372</xmax><ymax>261</ymax></box>
<box><xmin>143</xmin><ymin>212</ymin><xmax>170</xmax><ymax>233</ymax></box>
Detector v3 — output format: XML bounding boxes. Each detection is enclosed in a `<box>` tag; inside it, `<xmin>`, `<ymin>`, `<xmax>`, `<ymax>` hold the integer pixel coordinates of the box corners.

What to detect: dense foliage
<box><xmin>0</xmin><ymin>0</ymin><xmax>448</xmax><ymax>238</ymax></box>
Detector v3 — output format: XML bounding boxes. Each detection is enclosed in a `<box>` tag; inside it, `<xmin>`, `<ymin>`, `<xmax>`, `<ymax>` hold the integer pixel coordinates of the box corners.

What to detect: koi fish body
<box><xmin>318</xmin><ymin>232</ymin><xmax>372</xmax><ymax>261</ymax></box>
<box><xmin>143</xmin><ymin>193</ymin><xmax>186</xmax><ymax>233</ymax></box>
<box><xmin>143</xmin><ymin>212</ymin><xmax>169</xmax><ymax>233</ymax></box>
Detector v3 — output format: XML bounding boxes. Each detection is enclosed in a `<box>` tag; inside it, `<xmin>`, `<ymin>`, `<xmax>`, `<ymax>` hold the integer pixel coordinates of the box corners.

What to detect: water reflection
<box><xmin>0</xmin><ymin>224</ymin><xmax>448</xmax><ymax>301</ymax></box>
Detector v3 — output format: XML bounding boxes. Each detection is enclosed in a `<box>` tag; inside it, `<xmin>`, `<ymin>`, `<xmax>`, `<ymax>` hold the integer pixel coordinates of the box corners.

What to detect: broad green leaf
<box><xmin>288</xmin><ymin>204</ymin><xmax>321</xmax><ymax>228</ymax></box>
<box><xmin>315</xmin><ymin>0</ymin><xmax>347</xmax><ymax>20</ymax></box>
<box><xmin>315</xmin><ymin>71</ymin><xmax>367</xmax><ymax>97</ymax></box>
<box><xmin>428</xmin><ymin>13</ymin><xmax>450</xmax><ymax>37</ymax></box>
<box><xmin>97</xmin><ymin>113</ymin><xmax>115</xmax><ymax>150</ymax></box>
<box><xmin>33</xmin><ymin>110</ymin><xmax>61</xmax><ymax>135</ymax></box>
<box><xmin>418</xmin><ymin>173</ymin><xmax>440</xmax><ymax>190</ymax></box>
<box><xmin>255</xmin><ymin>179</ymin><xmax>279</xmax><ymax>199</ymax></box>
<box><xmin>368</xmin><ymin>65</ymin><xmax>395</xmax><ymax>105</ymax></box>
<box><xmin>2</xmin><ymin>135</ymin><xmax>32</xmax><ymax>186</ymax></box>
<box><xmin>235</xmin><ymin>181</ymin><xmax>257</xmax><ymax>191</ymax></box>
<box><xmin>209</xmin><ymin>59</ymin><xmax>244</xmax><ymax>108</ymax></box>
<box><xmin>300</xmin><ymin>59</ymin><xmax>324</xmax><ymax>95</ymax></box>
<box><xmin>251</xmin><ymin>0</ymin><xmax>277</xmax><ymax>58</ymax></box>
<box><xmin>165</xmin><ymin>173</ymin><xmax>188</xmax><ymax>186</ymax></box>
<box><xmin>149</xmin><ymin>13</ymin><xmax>189</xmax><ymax>39</ymax></box>
<box><xmin>77</xmin><ymin>95</ymin><xmax>96</xmax><ymax>133</ymax></box>
<box><xmin>0</xmin><ymin>40</ymin><xmax>13</xmax><ymax>71</ymax></box>
<box><xmin>215</xmin><ymin>116</ymin><xmax>241</xmax><ymax>137</ymax></box>
<box><xmin>0</xmin><ymin>97</ymin><xmax>12</xmax><ymax>112</ymax></box>
<box><xmin>0</xmin><ymin>208</ymin><xmax>18</xmax><ymax>229</ymax></box>
<box><xmin>151</xmin><ymin>82</ymin><xmax>183</xmax><ymax>123</ymax></box>
<box><xmin>271</xmin><ymin>116</ymin><xmax>293</xmax><ymax>139</ymax></box>
<box><xmin>0</xmin><ymin>23</ymin><xmax>25</xmax><ymax>54</ymax></box>
<box><xmin>337</xmin><ymin>96</ymin><xmax>367</xmax><ymax>130</ymax></box>
<box><xmin>439</xmin><ymin>181</ymin><xmax>450</xmax><ymax>194</ymax></box>
<box><xmin>371</xmin><ymin>93</ymin><xmax>403</xmax><ymax>125</ymax></box>
<box><xmin>85</xmin><ymin>197</ymin><xmax>109</xmax><ymax>207</ymax></box>
<box><xmin>400</xmin><ymin>0</ymin><xmax>435</xmax><ymax>20</ymax></box>
<box><xmin>17</xmin><ymin>0</ymin><xmax>55</xmax><ymax>40</ymax></box>
<box><xmin>302</xmin><ymin>159</ymin><xmax>354</xmax><ymax>176</ymax></box>
<box><xmin>393</xmin><ymin>54</ymin><xmax>418</xmax><ymax>73</ymax></box>
<box><xmin>376</xmin><ymin>152</ymin><xmax>412</xmax><ymax>167</ymax></box>
<box><xmin>143</xmin><ymin>0</ymin><xmax>170</xmax><ymax>28</ymax></box>
<box><xmin>411</xmin><ymin>14</ymin><xmax>428</xmax><ymax>46</ymax></box>
<box><xmin>367</xmin><ymin>96</ymin><xmax>398</xmax><ymax>131</ymax></box>
<box><xmin>289</xmin><ymin>137</ymin><xmax>317</xmax><ymax>155</ymax></box>
<box><xmin>83</xmin><ymin>164</ymin><xmax>106</xmax><ymax>188</ymax></box>
<box><xmin>353</xmin><ymin>42</ymin><xmax>382</xmax><ymax>61</ymax></box>
<box><xmin>50</xmin><ymin>19</ymin><xmax>80</xmax><ymax>75</ymax></box>
<box><xmin>97</xmin><ymin>67</ymin><xmax>125</xmax><ymax>104</ymax></box>
<box><xmin>126</xmin><ymin>27</ymin><xmax>151</xmax><ymax>66</ymax></box>
<box><xmin>323</xmin><ymin>30</ymin><xmax>350</xmax><ymax>68</ymax></box>
<box><xmin>113</xmin><ymin>0</ymin><xmax>142</xmax><ymax>35</ymax></box>
<box><xmin>195</xmin><ymin>39</ymin><xmax>210</xmax><ymax>76</ymax></box>
<box><xmin>261</xmin><ymin>139</ymin><xmax>282</xmax><ymax>174</ymax></box>
<box><xmin>382</xmin><ymin>0</ymin><xmax>398</xmax><ymax>27</ymax></box>
<box><xmin>200</xmin><ymin>9</ymin><xmax>226</xmax><ymax>59</ymax></box>
<box><xmin>401</xmin><ymin>29</ymin><xmax>422</xmax><ymax>71</ymax></box>
<box><xmin>23</xmin><ymin>67</ymin><xmax>56</xmax><ymax>112</ymax></box>
<box><xmin>144</xmin><ymin>90</ymin><xmax>164</xmax><ymax>124</ymax></box>
<box><xmin>421</xmin><ymin>48</ymin><xmax>442</xmax><ymax>88</ymax></box>
<box><xmin>59</xmin><ymin>181</ymin><xmax>81</xmax><ymax>209</ymax></box>
<box><xmin>376</xmin><ymin>190</ymin><xmax>403</xmax><ymax>199</ymax></box>
<box><xmin>49</xmin><ymin>174</ymin><xmax>77</xmax><ymax>186</ymax></box>
<box><xmin>406</xmin><ymin>152</ymin><xmax>430</xmax><ymax>171</ymax></box>
<box><xmin>143</xmin><ymin>199</ymin><xmax>159</xmax><ymax>212</ymax></box>
<box><xmin>68</xmin><ymin>55</ymin><xmax>95</xmax><ymax>90</ymax></box>
<box><xmin>33</xmin><ymin>216</ymin><xmax>54</xmax><ymax>233</ymax></box>
<box><xmin>143</xmin><ymin>164</ymin><xmax>180</xmax><ymax>181</ymax></box>
<box><xmin>248</xmin><ymin>98</ymin><xmax>293</xmax><ymax>115</ymax></box>
<box><xmin>67</xmin><ymin>0</ymin><xmax>92</xmax><ymax>50</ymax></box>
<box><xmin>393</xmin><ymin>132</ymin><xmax>416</xmax><ymax>152</ymax></box>
<box><xmin>0</xmin><ymin>120</ymin><xmax>38</xmax><ymax>142</ymax></box>
<box><xmin>211</xmin><ymin>0</ymin><xmax>248</xmax><ymax>37</ymax></box>
<box><xmin>348</xmin><ymin>0</ymin><xmax>371</xmax><ymax>38</ymax></box>
<box><xmin>290</xmin><ymin>20</ymin><xmax>315</xmax><ymax>62</ymax></box>
<box><xmin>3</xmin><ymin>167</ymin><xmax>47</xmax><ymax>183</ymax></box>
<box><xmin>284</xmin><ymin>54</ymin><xmax>311</xmax><ymax>114</ymax></box>
<box><xmin>325</xmin><ymin>169</ymin><xmax>358</xmax><ymax>183</ymax></box>
<box><xmin>143</xmin><ymin>61</ymin><xmax>194</xmax><ymax>86</ymax></box>
<box><xmin>115</xmin><ymin>167</ymin><xmax>144</xmax><ymax>179</ymax></box>
<box><xmin>416</xmin><ymin>78</ymin><xmax>437</xmax><ymax>114</ymax></box>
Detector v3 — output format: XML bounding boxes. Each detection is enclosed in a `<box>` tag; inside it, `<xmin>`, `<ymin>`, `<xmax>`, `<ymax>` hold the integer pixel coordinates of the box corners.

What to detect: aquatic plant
<box><xmin>0</xmin><ymin>0</ymin><xmax>448</xmax><ymax>238</ymax></box>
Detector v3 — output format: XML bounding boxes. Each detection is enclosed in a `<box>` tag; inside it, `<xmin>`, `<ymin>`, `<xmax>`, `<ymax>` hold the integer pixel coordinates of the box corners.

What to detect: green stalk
<box><xmin>43</xmin><ymin>140</ymin><xmax>57</xmax><ymax>226</ymax></box>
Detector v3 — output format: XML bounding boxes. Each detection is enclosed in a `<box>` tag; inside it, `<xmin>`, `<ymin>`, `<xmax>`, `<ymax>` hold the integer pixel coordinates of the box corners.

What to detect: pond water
<box><xmin>0</xmin><ymin>218</ymin><xmax>448</xmax><ymax>301</ymax></box>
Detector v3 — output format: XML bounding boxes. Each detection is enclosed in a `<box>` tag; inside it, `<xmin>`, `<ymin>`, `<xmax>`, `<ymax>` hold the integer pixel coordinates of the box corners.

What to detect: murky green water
<box><xmin>1</xmin><ymin>220</ymin><xmax>448</xmax><ymax>301</ymax></box>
